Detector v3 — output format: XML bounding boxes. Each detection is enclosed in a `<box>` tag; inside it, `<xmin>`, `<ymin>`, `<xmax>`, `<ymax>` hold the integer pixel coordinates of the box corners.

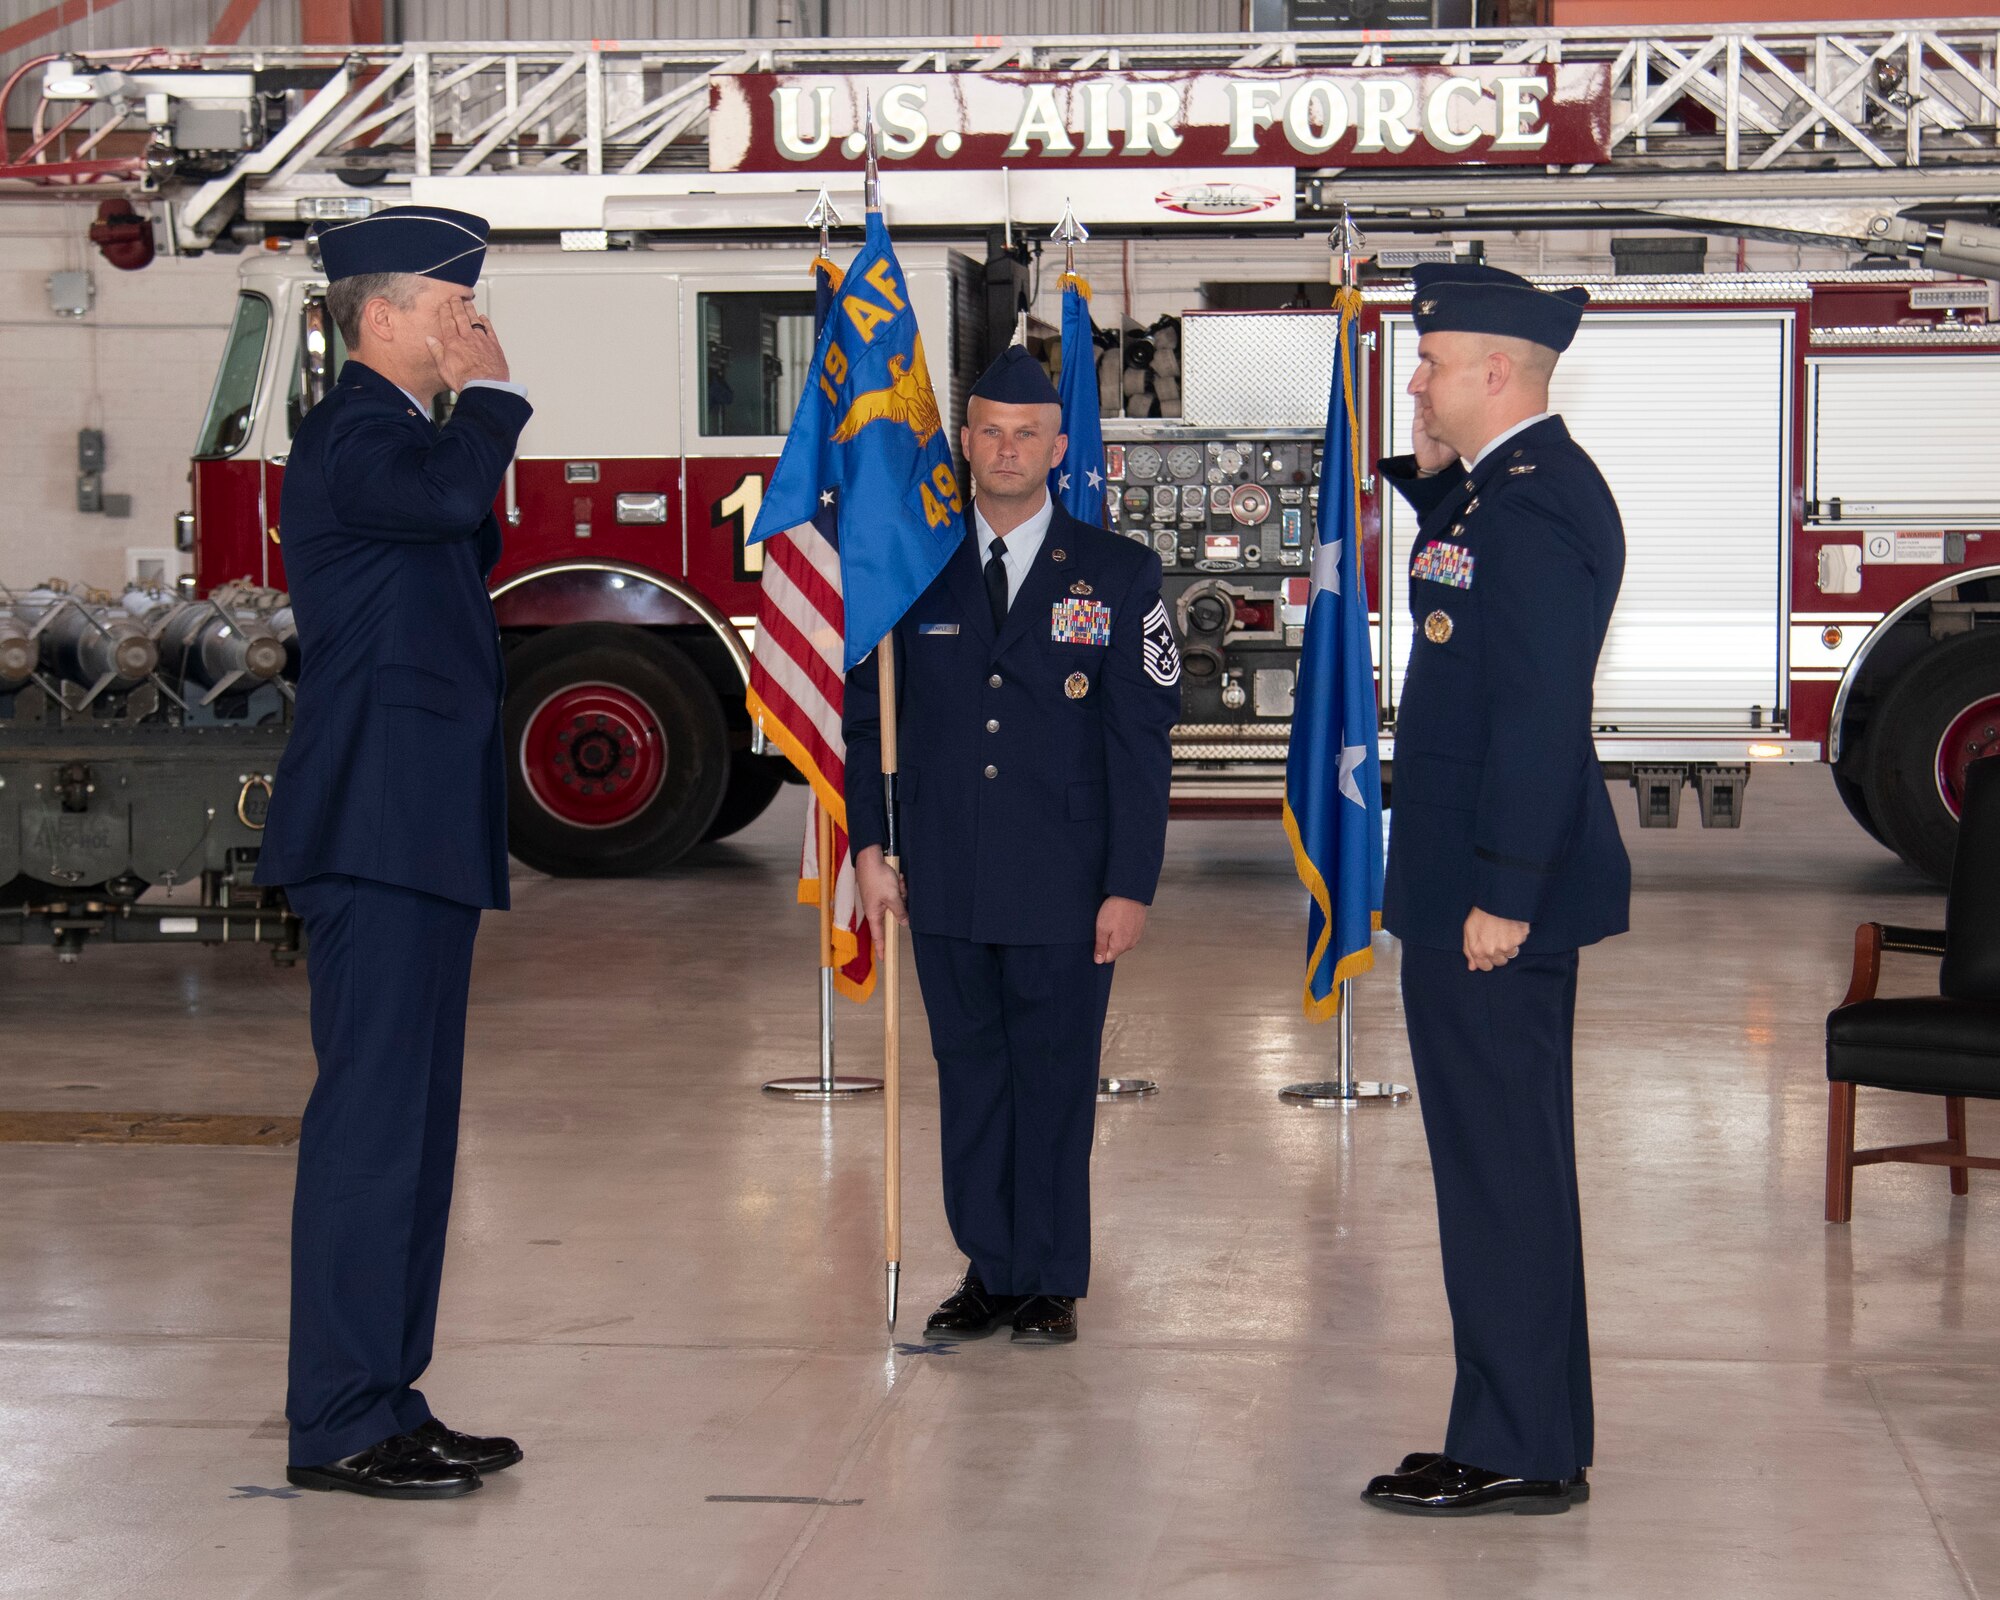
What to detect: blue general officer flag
<box><xmin>749</xmin><ymin>211</ymin><xmax>964</xmax><ymax>670</ymax></box>
<box><xmin>1282</xmin><ymin>287</ymin><xmax>1384</xmax><ymax>1021</ymax></box>
<box><xmin>1049</xmin><ymin>274</ymin><xmax>1106</xmax><ymax>526</ymax></box>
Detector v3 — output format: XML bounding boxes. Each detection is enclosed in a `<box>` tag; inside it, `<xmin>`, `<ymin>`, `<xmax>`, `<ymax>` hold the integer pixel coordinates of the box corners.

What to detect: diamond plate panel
<box><xmin>1181</xmin><ymin>315</ymin><xmax>1344</xmax><ymax>429</ymax></box>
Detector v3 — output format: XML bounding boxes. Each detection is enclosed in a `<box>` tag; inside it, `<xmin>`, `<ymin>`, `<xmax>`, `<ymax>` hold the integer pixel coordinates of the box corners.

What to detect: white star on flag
<box><xmin>1338</xmin><ymin>742</ymin><xmax>1368</xmax><ymax>808</ymax></box>
<box><xmin>819</xmin><ymin>489</ymin><xmax>835</xmax><ymax>508</ymax></box>
<box><xmin>1311</xmin><ymin>536</ymin><xmax>1343</xmax><ymax>597</ymax></box>
<box><xmin>1058</xmin><ymin>472</ymin><xmax>1072</xmax><ymax>493</ymax></box>
<box><xmin>1085</xmin><ymin>467</ymin><xmax>1103</xmax><ymax>490</ymax></box>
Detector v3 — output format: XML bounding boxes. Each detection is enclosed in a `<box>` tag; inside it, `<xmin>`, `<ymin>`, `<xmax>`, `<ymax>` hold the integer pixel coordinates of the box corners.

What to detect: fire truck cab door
<box><xmin>478</xmin><ymin>267</ymin><xmax>682</xmax><ymax>584</ymax></box>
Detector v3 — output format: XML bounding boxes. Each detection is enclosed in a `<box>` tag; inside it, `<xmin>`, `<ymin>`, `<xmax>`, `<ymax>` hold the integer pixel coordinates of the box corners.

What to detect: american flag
<box><xmin>746</xmin><ymin>259</ymin><xmax>875</xmax><ymax>1001</ymax></box>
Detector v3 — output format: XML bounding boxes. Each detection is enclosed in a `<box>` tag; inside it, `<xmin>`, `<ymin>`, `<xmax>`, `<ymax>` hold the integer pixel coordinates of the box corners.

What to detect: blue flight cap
<box><xmin>1410</xmin><ymin>262</ymin><xmax>1589</xmax><ymax>353</ymax></box>
<box><xmin>969</xmin><ymin>345</ymin><xmax>1062</xmax><ymax>407</ymax></box>
<box><xmin>315</xmin><ymin>205</ymin><xmax>491</xmax><ymax>286</ymax></box>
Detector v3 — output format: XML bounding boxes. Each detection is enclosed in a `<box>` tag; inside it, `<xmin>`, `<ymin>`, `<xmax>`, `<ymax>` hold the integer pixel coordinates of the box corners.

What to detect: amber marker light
<box><xmin>1821</xmin><ymin>626</ymin><xmax>1844</xmax><ymax>649</ymax></box>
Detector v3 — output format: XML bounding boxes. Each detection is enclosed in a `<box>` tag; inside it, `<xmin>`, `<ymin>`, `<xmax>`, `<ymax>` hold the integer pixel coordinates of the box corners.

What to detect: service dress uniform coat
<box><xmin>844</xmin><ymin>502</ymin><xmax>1180</xmax><ymax>1297</ymax></box>
<box><xmin>1381</xmin><ymin>413</ymin><xmax>1629</xmax><ymax>1484</ymax></box>
<box><xmin>257</xmin><ymin>358</ymin><xmax>530</xmax><ymax>1467</ymax></box>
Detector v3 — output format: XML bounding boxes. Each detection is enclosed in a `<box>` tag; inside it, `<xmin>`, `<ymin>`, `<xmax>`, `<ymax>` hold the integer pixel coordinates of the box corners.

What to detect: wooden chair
<box><xmin>1825</xmin><ymin>755</ymin><xmax>2000</xmax><ymax>1223</ymax></box>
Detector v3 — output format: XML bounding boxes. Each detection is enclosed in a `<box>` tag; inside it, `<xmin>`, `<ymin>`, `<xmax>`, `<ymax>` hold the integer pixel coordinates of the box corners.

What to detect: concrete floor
<box><xmin>0</xmin><ymin>764</ymin><xmax>1990</xmax><ymax>1600</ymax></box>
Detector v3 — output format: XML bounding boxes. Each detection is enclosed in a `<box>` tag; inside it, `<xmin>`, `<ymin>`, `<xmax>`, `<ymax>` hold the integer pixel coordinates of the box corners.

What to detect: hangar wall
<box><xmin>0</xmin><ymin>204</ymin><xmax>236</xmax><ymax>594</ymax></box>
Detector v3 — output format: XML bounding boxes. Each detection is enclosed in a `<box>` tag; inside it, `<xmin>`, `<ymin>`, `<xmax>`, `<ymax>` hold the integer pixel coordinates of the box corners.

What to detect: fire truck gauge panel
<box><xmin>1166</xmin><ymin>444</ymin><xmax>1204</xmax><ymax>481</ymax></box>
<box><xmin>1125</xmin><ymin>445</ymin><xmax>1162</xmax><ymax>481</ymax></box>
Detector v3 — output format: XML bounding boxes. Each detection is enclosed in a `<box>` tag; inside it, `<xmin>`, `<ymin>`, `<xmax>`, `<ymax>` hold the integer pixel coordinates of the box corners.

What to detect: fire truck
<box><xmin>8</xmin><ymin>19</ymin><xmax>2000</xmax><ymax>903</ymax></box>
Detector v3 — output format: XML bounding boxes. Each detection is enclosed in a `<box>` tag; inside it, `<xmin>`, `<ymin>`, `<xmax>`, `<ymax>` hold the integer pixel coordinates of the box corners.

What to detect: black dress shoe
<box><xmin>1398</xmin><ymin>1451</ymin><xmax>1443</xmax><ymax>1474</ymax></box>
<box><xmin>1360</xmin><ymin>1456</ymin><xmax>1587</xmax><ymax>1516</ymax></box>
<box><xmin>286</xmin><ymin>1432</ymin><xmax>481</xmax><ymax>1500</ymax></box>
<box><xmin>413</xmin><ymin>1416</ymin><xmax>524</xmax><ymax>1474</ymax></box>
<box><xmin>925</xmin><ymin>1270</ymin><xmax>1016</xmax><ymax>1341</ymax></box>
<box><xmin>1010</xmin><ymin>1295</ymin><xmax>1078</xmax><ymax>1344</ymax></box>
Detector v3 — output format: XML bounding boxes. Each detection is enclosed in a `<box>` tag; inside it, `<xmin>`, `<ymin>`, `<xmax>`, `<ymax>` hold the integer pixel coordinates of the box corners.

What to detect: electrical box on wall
<box><xmin>46</xmin><ymin>269</ymin><xmax>94</xmax><ymax>318</ymax></box>
<box><xmin>76</xmin><ymin>428</ymin><xmax>131</xmax><ymax>518</ymax></box>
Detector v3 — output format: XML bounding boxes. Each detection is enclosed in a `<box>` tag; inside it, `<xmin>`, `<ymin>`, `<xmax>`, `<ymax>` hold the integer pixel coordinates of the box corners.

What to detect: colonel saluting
<box><xmin>1362</xmin><ymin>263</ymin><xmax>1629</xmax><ymax>1516</ymax></box>
<box><xmin>256</xmin><ymin>206</ymin><xmax>532</xmax><ymax>1500</ymax></box>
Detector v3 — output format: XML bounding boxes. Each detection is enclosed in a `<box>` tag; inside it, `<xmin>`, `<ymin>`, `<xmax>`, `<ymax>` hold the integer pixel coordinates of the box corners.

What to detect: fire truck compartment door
<box><xmin>1808</xmin><ymin>354</ymin><xmax>2000</xmax><ymax>526</ymax></box>
<box><xmin>479</xmin><ymin>270</ymin><xmax>678</xmax><ymax>459</ymax></box>
<box><xmin>1382</xmin><ymin>310</ymin><xmax>1791</xmax><ymax>731</ymax></box>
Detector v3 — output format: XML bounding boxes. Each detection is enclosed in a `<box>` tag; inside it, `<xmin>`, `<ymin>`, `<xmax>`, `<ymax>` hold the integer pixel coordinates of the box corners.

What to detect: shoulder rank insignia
<box><xmin>1069</xmin><ymin>579</ymin><xmax>1093</xmax><ymax>596</ymax></box>
<box><xmin>1424</xmin><ymin>609</ymin><xmax>1455</xmax><ymax>645</ymax></box>
<box><xmin>1508</xmin><ymin>463</ymin><xmax>1536</xmax><ymax>476</ymax></box>
<box><xmin>1065</xmin><ymin>671</ymin><xmax>1090</xmax><ymax>700</ymax></box>
<box><xmin>1418</xmin><ymin>299</ymin><xmax>1437</xmax><ymax>315</ymax></box>
<box><xmin>1051</xmin><ymin>597</ymin><xmax>1112</xmax><ymax>645</ymax></box>
<box><xmin>1411</xmin><ymin>541</ymin><xmax>1476</xmax><ymax>590</ymax></box>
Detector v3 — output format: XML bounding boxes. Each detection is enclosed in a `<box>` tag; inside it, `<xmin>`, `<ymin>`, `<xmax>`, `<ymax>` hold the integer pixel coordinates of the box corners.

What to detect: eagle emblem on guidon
<box><xmin>830</xmin><ymin>336</ymin><xmax>944</xmax><ymax>446</ymax></box>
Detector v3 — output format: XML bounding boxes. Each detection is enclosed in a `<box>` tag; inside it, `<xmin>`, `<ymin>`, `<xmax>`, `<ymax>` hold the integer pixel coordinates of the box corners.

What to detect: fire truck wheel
<box><xmin>704</xmin><ymin>754</ymin><xmax>788</xmax><ymax>842</ymax></box>
<box><xmin>504</xmin><ymin>626</ymin><xmax>729</xmax><ymax>877</ymax></box>
<box><xmin>1863</xmin><ymin>628</ymin><xmax>2000</xmax><ymax>885</ymax></box>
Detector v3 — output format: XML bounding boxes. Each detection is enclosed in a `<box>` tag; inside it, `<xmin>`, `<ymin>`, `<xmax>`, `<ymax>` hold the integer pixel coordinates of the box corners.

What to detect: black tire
<box><xmin>703</xmin><ymin>753</ymin><xmax>789</xmax><ymax>842</ymax></box>
<box><xmin>1830</xmin><ymin>763</ymin><xmax>1891</xmax><ymax>850</ymax></box>
<box><xmin>1862</xmin><ymin>628</ymin><xmax>2000</xmax><ymax>884</ymax></box>
<box><xmin>504</xmin><ymin>626</ymin><xmax>729</xmax><ymax>877</ymax></box>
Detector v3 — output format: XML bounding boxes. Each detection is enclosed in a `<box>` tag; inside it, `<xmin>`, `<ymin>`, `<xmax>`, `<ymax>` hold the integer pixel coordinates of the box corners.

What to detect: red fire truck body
<box><xmin>184</xmin><ymin>244</ymin><xmax>2000</xmax><ymax>881</ymax></box>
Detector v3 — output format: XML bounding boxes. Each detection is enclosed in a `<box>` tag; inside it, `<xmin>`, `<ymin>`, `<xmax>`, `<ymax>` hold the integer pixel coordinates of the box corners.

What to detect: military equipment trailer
<box><xmin>0</xmin><ymin>582</ymin><xmax>299</xmax><ymax>962</ymax></box>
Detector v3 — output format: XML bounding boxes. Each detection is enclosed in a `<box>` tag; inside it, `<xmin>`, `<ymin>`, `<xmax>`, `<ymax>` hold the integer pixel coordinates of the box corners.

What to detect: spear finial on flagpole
<box><xmin>1331</xmin><ymin>204</ymin><xmax>1364</xmax><ymax>292</ymax></box>
<box><xmin>1051</xmin><ymin>197</ymin><xmax>1089</xmax><ymax>281</ymax></box>
<box><xmin>806</xmin><ymin>186</ymin><xmax>842</xmax><ymax>259</ymax></box>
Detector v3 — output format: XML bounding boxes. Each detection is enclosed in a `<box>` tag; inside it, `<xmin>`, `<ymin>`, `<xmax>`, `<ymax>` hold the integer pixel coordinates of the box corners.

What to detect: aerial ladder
<box><xmin>6</xmin><ymin>19</ymin><xmax>2000</xmax><ymax>271</ymax></box>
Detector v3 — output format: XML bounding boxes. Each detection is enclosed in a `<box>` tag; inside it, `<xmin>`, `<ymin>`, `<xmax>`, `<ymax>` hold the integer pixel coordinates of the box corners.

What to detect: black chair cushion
<box><xmin>1943</xmin><ymin>755</ymin><xmax>2000</xmax><ymax>1003</ymax></box>
<box><xmin>1828</xmin><ymin>997</ymin><xmax>2000</xmax><ymax>1097</ymax></box>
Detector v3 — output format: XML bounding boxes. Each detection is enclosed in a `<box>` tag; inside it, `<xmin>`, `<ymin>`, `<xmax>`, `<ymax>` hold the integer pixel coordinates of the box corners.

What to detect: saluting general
<box><xmin>1361</xmin><ymin>264</ymin><xmax>1630</xmax><ymax>1516</ymax></box>
<box><xmin>256</xmin><ymin>206</ymin><xmax>532</xmax><ymax>1499</ymax></box>
<box><xmin>847</xmin><ymin>347</ymin><xmax>1181</xmax><ymax>1346</ymax></box>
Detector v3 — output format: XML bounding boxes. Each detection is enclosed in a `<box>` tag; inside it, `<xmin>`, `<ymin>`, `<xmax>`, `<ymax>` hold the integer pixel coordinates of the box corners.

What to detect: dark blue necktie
<box><xmin>984</xmin><ymin>536</ymin><xmax>1010</xmax><ymax>631</ymax></box>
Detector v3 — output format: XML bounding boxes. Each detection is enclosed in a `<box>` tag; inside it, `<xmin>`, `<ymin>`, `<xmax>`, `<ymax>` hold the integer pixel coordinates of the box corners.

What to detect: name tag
<box><xmin>1050</xmin><ymin>597</ymin><xmax>1112</xmax><ymax>645</ymax></box>
<box><xmin>1411</xmin><ymin>540</ymin><xmax>1476</xmax><ymax>590</ymax></box>
<box><xmin>917</xmin><ymin>622</ymin><xmax>960</xmax><ymax>636</ymax></box>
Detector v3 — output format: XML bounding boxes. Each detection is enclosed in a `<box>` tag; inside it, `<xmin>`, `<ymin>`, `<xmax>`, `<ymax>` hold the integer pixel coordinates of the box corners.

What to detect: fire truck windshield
<box><xmin>195</xmin><ymin>292</ymin><xmax>272</xmax><ymax>459</ymax></box>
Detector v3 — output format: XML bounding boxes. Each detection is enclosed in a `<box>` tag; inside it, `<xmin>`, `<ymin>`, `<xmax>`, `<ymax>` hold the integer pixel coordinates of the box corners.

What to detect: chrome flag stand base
<box><xmin>1280</xmin><ymin>981</ymin><xmax>1408</xmax><ymax>1106</ymax></box>
<box><xmin>1097</xmin><ymin>1077</ymin><xmax>1158</xmax><ymax>1100</ymax></box>
<box><xmin>765</xmin><ymin>970</ymin><xmax>883</xmax><ymax>1098</ymax></box>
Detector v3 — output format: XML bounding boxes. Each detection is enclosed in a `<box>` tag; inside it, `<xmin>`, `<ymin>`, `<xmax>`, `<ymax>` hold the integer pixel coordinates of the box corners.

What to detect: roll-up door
<box><xmin>1381</xmin><ymin>311</ymin><xmax>1791</xmax><ymax>731</ymax></box>
<box><xmin>1808</xmin><ymin>354</ymin><xmax>2000</xmax><ymax>525</ymax></box>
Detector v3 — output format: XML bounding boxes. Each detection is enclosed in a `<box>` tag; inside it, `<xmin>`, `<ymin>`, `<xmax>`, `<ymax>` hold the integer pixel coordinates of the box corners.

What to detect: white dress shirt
<box><xmin>974</xmin><ymin>488</ymin><xmax>1055</xmax><ymax>610</ymax></box>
